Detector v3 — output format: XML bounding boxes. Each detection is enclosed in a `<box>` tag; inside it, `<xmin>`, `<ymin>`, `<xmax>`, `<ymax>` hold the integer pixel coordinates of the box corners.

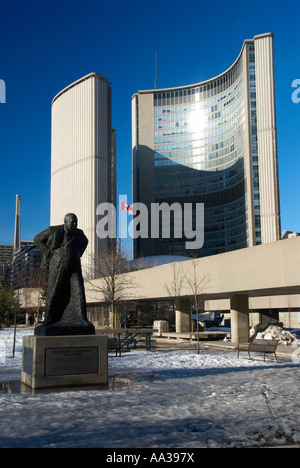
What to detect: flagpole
<box><xmin>118</xmin><ymin>195</ymin><xmax>122</xmax><ymax>240</ymax></box>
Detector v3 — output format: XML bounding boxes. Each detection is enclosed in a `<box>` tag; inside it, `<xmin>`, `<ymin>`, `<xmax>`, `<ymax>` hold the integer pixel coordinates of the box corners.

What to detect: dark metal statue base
<box><xmin>34</xmin><ymin>322</ymin><xmax>95</xmax><ymax>336</ymax></box>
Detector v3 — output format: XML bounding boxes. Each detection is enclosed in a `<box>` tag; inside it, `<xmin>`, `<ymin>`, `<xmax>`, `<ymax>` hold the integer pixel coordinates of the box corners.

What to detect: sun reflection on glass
<box><xmin>189</xmin><ymin>108</ymin><xmax>207</xmax><ymax>134</ymax></box>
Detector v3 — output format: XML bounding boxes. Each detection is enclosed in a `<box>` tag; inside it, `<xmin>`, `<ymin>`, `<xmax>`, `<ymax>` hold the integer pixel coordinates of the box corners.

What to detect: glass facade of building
<box><xmin>132</xmin><ymin>34</ymin><xmax>280</xmax><ymax>259</ymax></box>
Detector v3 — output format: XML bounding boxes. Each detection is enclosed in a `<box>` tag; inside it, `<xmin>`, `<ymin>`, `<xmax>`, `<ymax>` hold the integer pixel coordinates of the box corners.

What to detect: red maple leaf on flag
<box><xmin>120</xmin><ymin>201</ymin><xmax>137</xmax><ymax>215</ymax></box>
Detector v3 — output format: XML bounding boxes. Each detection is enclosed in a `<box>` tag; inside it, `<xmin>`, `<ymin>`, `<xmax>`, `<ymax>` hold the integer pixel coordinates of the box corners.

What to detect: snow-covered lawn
<box><xmin>0</xmin><ymin>328</ymin><xmax>300</xmax><ymax>448</ymax></box>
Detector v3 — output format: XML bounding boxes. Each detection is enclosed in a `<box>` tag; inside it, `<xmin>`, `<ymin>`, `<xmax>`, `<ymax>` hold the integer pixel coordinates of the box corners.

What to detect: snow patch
<box><xmin>0</xmin><ymin>328</ymin><xmax>300</xmax><ymax>448</ymax></box>
<box><xmin>250</xmin><ymin>323</ymin><xmax>297</xmax><ymax>345</ymax></box>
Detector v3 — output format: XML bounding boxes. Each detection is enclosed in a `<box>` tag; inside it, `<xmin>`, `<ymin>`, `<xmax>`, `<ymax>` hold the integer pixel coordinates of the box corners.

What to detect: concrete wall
<box><xmin>18</xmin><ymin>237</ymin><xmax>300</xmax><ymax>339</ymax></box>
<box><xmin>86</xmin><ymin>237</ymin><xmax>300</xmax><ymax>303</ymax></box>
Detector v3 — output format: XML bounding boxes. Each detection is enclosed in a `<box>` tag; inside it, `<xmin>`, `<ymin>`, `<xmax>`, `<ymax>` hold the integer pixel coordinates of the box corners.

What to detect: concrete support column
<box><xmin>175</xmin><ymin>298</ymin><xmax>191</xmax><ymax>333</ymax></box>
<box><xmin>230</xmin><ymin>295</ymin><xmax>250</xmax><ymax>344</ymax></box>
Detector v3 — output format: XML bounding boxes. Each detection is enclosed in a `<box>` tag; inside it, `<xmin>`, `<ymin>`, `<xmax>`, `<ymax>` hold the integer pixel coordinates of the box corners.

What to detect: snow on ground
<box><xmin>0</xmin><ymin>328</ymin><xmax>300</xmax><ymax>448</ymax></box>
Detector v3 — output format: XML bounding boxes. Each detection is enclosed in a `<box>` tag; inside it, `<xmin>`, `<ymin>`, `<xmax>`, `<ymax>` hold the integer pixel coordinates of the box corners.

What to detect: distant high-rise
<box><xmin>132</xmin><ymin>33</ymin><xmax>281</xmax><ymax>258</ymax></box>
<box><xmin>50</xmin><ymin>73</ymin><xmax>116</xmax><ymax>276</ymax></box>
<box><xmin>14</xmin><ymin>194</ymin><xmax>21</xmax><ymax>253</ymax></box>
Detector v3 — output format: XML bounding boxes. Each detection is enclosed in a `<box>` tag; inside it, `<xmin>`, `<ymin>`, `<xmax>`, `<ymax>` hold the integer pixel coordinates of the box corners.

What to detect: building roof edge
<box><xmin>52</xmin><ymin>72</ymin><xmax>110</xmax><ymax>105</ymax></box>
<box><xmin>133</xmin><ymin>33</ymin><xmax>273</xmax><ymax>96</ymax></box>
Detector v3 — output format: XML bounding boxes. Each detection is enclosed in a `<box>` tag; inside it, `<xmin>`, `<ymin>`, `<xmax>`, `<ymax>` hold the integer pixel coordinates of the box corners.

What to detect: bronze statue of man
<box><xmin>34</xmin><ymin>213</ymin><xmax>95</xmax><ymax>336</ymax></box>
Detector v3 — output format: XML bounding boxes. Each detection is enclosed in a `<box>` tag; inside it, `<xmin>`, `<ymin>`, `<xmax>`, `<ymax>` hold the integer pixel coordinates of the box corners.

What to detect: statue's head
<box><xmin>64</xmin><ymin>213</ymin><xmax>78</xmax><ymax>233</ymax></box>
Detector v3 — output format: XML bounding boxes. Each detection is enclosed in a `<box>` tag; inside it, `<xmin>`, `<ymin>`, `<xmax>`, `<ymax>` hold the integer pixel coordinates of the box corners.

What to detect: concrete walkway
<box><xmin>156</xmin><ymin>336</ymin><xmax>299</xmax><ymax>361</ymax></box>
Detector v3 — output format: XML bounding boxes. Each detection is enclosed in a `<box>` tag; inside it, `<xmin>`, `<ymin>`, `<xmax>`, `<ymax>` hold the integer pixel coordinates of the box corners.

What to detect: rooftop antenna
<box><xmin>155</xmin><ymin>52</ymin><xmax>158</xmax><ymax>89</ymax></box>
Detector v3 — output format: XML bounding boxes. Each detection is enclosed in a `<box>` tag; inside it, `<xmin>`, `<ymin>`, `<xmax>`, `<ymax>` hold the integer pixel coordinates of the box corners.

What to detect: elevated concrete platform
<box><xmin>158</xmin><ymin>331</ymin><xmax>231</xmax><ymax>341</ymax></box>
<box><xmin>156</xmin><ymin>336</ymin><xmax>299</xmax><ymax>361</ymax></box>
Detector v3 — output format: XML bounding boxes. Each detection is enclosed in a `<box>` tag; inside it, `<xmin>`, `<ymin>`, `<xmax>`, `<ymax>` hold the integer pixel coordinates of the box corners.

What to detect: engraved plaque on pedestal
<box><xmin>45</xmin><ymin>347</ymin><xmax>99</xmax><ymax>376</ymax></box>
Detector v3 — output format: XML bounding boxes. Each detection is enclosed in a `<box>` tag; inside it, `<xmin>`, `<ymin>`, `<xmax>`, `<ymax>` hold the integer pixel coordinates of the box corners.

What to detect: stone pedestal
<box><xmin>21</xmin><ymin>335</ymin><xmax>108</xmax><ymax>389</ymax></box>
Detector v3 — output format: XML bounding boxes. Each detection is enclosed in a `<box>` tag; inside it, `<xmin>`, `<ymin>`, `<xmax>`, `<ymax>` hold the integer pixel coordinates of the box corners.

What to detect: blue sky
<box><xmin>0</xmin><ymin>0</ymin><xmax>299</xmax><ymax>245</ymax></box>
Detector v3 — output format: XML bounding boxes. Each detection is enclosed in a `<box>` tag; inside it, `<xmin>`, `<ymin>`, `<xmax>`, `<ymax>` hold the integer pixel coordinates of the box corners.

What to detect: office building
<box><xmin>10</xmin><ymin>244</ymin><xmax>43</xmax><ymax>289</ymax></box>
<box><xmin>132</xmin><ymin>33</ymin><xmax>281</xmax><ymax>258</ymax></box>
<box><xmin>0</xmin><ymin>241</ymin><xmax>35</xmax><ymax>288</ymax></box>
<box><xmin>51</xmin><ymin>73</ymin><xmax>116</xmax><ymax>276</ymax></box>
<box><xmin>0</xmin><ymin>245</ymin><xmax>13</xmax><ymax>287</ymax></box>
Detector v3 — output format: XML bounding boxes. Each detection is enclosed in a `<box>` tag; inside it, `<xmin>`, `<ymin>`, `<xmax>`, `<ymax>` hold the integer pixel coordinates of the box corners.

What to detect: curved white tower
<box><xmin>51</xmin><ymin>73</ymin><xmax>116</xmax><ymax>276</ymax></box>
<box><xmin>132</xmin><ymin>33</ymin><xmax>281</xmax><ymax>258</ymax></box>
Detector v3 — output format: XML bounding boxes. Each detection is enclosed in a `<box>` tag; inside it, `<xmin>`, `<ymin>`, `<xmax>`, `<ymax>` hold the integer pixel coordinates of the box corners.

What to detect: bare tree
<box><xmin>87</xmin><ymin>240</ymin><xmax>136</xmax><ymax>329</ymax></box>
<box><xmin>22</xmin><ymin>269</ymin><xmax>47</xmax><ymax>326</ymax></box>
<box><xmin>164</xmin><ymin>262</ymin><xmax>184</xmax><ymax>298</ymax></box>
<box><xmin>184</xmin><ymin>259</ymin><xmax>211</xmax><ymax>354</ymax></box>
<box><xmin>0</xmin><ymin>285</ymin><xmax>18</xmax><ymax>326</ymax></box>
<box><xmin>0</xmin><ymin>283</ymin><xmax>20</xmax><ymax>358</ymax></box>
<box><xmin>164</xmin><ymin>262</ymin><xmax>185</xmax><ymax>323</ymax></box>
<box><xmin>10</xmin><ymin>263</ymin><xmax>23</xmax><ymax>358</ymax></box>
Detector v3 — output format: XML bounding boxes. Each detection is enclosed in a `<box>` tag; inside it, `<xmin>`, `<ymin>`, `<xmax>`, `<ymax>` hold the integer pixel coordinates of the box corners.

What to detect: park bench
<box><xmin>107</xmin><ymin>337</ymin><xmax>122</xmax><ymax>357</ymax></box>
<box><xmin>237</xmin><ymin>339</ymin><xmax>279</xmax><ymax>362</ymax></box>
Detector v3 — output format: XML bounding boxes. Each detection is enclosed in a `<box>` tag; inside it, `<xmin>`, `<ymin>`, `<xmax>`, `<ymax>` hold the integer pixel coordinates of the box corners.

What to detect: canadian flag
<box><xmin>120</xmin><ymin>201</ymin><xmax>137</xmax><ymax>215</ymax></box>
